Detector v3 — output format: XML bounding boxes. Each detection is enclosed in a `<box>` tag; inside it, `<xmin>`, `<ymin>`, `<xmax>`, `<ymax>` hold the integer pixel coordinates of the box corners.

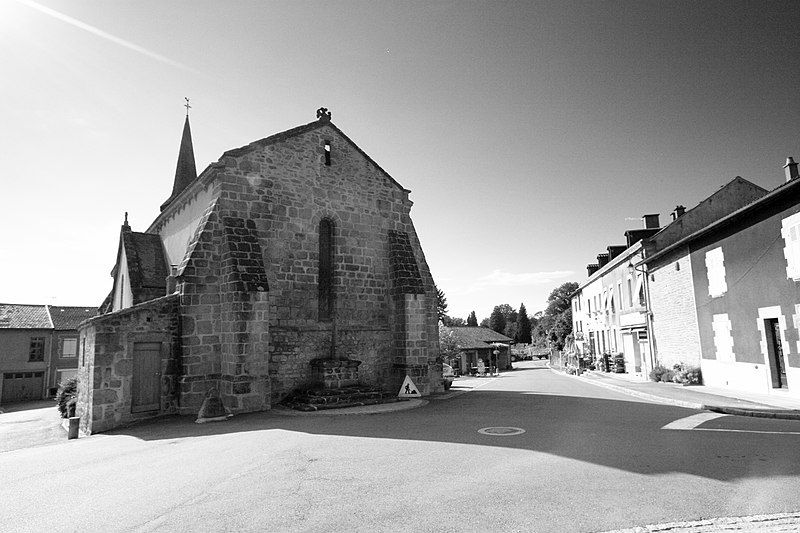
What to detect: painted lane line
<box><xmin>663</xmin><ymin>412</ymin><xmax>800</xmax><ymax>434</ymax></box>
<box><xmin>693</xmin><ymin>428</ymin><xmax>800</xmax><ymax>435</ymax></box>
<box><xmin>662</xmin><ymin>412</ymin><xmax>729</xmax><ymax>430</ymax></box>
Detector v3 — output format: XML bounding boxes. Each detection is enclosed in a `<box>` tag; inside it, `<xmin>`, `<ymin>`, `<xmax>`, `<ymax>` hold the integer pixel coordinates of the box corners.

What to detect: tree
<box><xmin>540</xmin><ymin>282</ymin><xmax>578</xmax><ymax>351</ymax></box>
<box><xmin>442</xmin><ymin>315</ymin><xmax>466</xmax><ymax>327</ymax></box>
<box><xmin>435</xmin><ymin>284</ymin><xmax>448</xmax><ymax>322</ymax></box>
<box><xmin>479</xmin><ymin>317</ymin><xmax>490</xmax><ymax>328</ymax></box>
<box><xmin>516</xmin><ymin>303</ymin><xmax>532</xmax><ymax>344</ymax></box>
<box><xmin>438</xmin><ymin>323</ymin><xmax>461</xmax><ymax>363</ymax></box>
<box><xmin>489</xmin><ymin>306</ymin><xmax>506</xmax><ymax>334</ymax></box>
<box><xmin>467</xmin><ymin>311</ymin><xmax>478</xmax><ymax>327</ymax></box>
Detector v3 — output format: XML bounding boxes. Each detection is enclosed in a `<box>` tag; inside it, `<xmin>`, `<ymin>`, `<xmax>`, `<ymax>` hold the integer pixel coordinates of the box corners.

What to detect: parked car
<box><xmin>442</xmin><ymin>364</ymin><xmax>455</xmax><ymax>390</ymax></box>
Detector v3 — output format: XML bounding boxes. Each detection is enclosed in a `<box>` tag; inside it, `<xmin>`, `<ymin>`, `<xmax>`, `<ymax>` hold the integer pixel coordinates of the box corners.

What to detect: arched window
<box><xmin>318</xmin><ymin>219</ymin><xmax>334</xmax><ymax>321</ymax></box>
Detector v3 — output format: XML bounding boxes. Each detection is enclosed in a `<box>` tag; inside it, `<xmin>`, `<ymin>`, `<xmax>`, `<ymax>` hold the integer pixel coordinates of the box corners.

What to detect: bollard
<box><xmin>68</xmin><ymin>416</ymin><xmax>80</xmax><ymax>440</ymax></box>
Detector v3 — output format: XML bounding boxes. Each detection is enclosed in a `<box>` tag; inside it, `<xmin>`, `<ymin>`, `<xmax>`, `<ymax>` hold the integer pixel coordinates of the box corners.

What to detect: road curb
<box><xmin>599</xmin><ymin>511</ymin><xmax>800</xmax><ymax>532</ymax></box>
<box><xmin>552</xmin><ymin>367</ymin><xmax>800</xmax><ymax>420</ymax></box>
<box><xmin>552</xmin><ymin>367</ymin><xmax>705</xmax><ymax>410</ymax></box>
<box><xmin>706</xmin><ymin>405</ymin><xmax>800</xmax><ymax>421</ymax></box>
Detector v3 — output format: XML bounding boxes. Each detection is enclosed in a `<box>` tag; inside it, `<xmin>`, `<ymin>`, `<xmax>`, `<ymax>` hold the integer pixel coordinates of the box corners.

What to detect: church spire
<box><xmin>160</xmin><ymin>98</ymin><xmax>198</xmax><ymax>211</ymax></box>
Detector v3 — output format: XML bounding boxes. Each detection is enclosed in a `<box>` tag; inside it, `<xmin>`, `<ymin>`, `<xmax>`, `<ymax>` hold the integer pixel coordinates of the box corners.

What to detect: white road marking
<box><xmin>662</xmin><ymin>412</ymin><xmax>729</xmax><ymax>430</ymax></box>
<box><xmin>663</xmin><ymin>412</ymin><xmax>800</xmax><ymax>435</ymax></box>
<box><xmin>693</xmin><ymin>428</ymin><xmax>800</xmax><ymax>435</ymax></box>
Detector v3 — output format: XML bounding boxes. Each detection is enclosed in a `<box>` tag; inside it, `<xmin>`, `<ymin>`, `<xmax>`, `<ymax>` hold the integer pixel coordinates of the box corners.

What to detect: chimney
<box><xmin>670</xmin><ymin>205</ymin><xmax>686</xmax><ymax>221</ymax></box>
<box><xmin>587</xmin><ymin>264</ymin><xmax>599</xmax><ymax>276</ymax></box>
<box><xmin>166</xmin><ymin>265</ymin><xmax>179</xmax><ymax>294</ymax></box>
<box><xmin>785</xmin><ymin>157</ymin><xmax>799</xmax><ymax>182</ymax></box>
<box><xmin>643</xmin><ymin>214</ymin><xmax>660</xmax><ymax>229</ymax></box>
<box><xmin>607</xmin><ymin>245</ymin><xmax>627</xmax><ymax>260</ymax></box>
<box><xmin>597</xmin><ymin>253</ymin><xmax>609</xmax><ymax>267</ymax></box>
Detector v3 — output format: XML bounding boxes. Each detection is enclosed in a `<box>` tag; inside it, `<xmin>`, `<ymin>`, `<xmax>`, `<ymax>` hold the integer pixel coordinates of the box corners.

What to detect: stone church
<box><xmin>77</xmin><ymin>108</ymin><xmax>441</xmax><ymax>434</ymax></box>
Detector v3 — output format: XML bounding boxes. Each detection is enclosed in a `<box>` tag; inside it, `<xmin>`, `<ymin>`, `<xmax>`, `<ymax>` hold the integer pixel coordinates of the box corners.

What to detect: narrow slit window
<box><xmin>324</xmin><ymin>141</ymin><xmax>331</xmax><ymax>166</ymax></box>
<box><xmin>318</xmin><ymin>219</ymin><xmax>334</xmax><ymax>321</ymax></box>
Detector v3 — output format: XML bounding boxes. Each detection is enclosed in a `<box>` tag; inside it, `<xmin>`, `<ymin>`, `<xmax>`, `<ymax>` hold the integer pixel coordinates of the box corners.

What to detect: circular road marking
<box><xmin>477</xmin><ymin>427</ymin><xmax>526</xmax><ymax>436</ymax></box>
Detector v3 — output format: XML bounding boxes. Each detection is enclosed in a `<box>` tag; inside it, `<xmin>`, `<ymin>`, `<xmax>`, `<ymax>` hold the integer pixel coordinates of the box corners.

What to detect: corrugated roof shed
<box><xmin>0</xmin><ymin>304</ymin><xmax>53</xmax><ymax>329</ymax></box>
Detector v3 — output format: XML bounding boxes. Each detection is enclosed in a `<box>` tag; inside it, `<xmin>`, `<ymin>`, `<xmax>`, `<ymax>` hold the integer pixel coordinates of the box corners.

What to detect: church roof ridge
<box><xmin>221</xmin><ymin>116</ymin><xmax>409</xmax><ymax>193</ymax></box>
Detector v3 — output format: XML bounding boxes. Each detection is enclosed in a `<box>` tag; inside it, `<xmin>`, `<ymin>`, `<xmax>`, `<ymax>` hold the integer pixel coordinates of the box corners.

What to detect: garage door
<box><xmin>2</xmin><ymin>372</ymin><xmax>44</xmax><ymax>403</ymax></box>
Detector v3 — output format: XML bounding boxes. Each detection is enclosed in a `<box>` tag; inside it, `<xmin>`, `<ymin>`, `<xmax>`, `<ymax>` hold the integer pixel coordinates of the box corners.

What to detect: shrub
<box><xmin>660</xmin><ymin>370</ymin><xmax>675</xmax><ymax>383</ymax></box>
<box><xmin>56</xmin><ymin>376</ymin><xmax>79</xmax><ymax>419</ymax></box>
<box><xmin>649</xmin><ymin>365</ymin><xmax>667</xmax><ymax>382</ymax></box>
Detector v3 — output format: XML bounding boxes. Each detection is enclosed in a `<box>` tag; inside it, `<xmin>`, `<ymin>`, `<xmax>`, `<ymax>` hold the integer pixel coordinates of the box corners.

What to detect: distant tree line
<box><xmin>435</xmin><ymin>281</ymin><xmax>579</xmax><ymax>351</ymax></box>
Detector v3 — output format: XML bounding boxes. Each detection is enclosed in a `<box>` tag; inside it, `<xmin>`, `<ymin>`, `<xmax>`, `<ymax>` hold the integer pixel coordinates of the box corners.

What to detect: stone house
<box><xmin>0</xmin><ymin>304</ymin><xmax>96</xmax><ymax>404</ymax></box>
<box><xmin>642</xmin><ymin>160</ymin><xmax>800</xmax><ymax>396</ymax></box>
<box><xmin>77</xmin><ymin>108</ymin><xmax>441</xmax><ymax>434</ymax></box>
<box><xmin>642</xmin><ymin>177</ymin><xmax>768</xmax><ymax>371</ymax></box>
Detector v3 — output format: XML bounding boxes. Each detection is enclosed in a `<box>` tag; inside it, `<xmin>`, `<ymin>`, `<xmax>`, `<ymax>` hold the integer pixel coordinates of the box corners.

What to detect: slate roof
<box><xmin>447</xmin><ymin>326</ymin><xmax>513</xmax><ymax>350</ymax></box>
<box><xmin>160</xmin><ymin>116</ymin><xmax>198</xmax><ymax>211</ymax></box>
<box><xmin>122</xmin><ymin>231</ymin><xmax>169</xmax><ymax>305</ymax></box>
<box><xmin>644</xmin><ymin>176</ymin><xmax>767</xmax><ymax>256</ymax></box>
<box><xmin>48</xmin><ymin>306</ymin><xmax>98</xmax><ymax>329</ymax></box>
<box><xmin>642</xmin><ymin>174</ymin><xmax>800</xmax><ymax>266</ymax></box>
<box><xmin>0</xmin><ymin>304</ymin><xmax>52</xmax><ymax>329</ymax></box>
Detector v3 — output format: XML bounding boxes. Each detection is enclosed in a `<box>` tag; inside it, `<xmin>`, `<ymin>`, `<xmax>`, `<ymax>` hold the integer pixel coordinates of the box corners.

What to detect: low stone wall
<box><xmin>77</xmin><ymin>295</ymin><xmax>180</xmax><ymax>434</ymax></box>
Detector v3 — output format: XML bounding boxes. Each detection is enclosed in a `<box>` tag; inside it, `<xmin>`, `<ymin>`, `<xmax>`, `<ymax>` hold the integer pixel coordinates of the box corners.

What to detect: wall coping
<box><xmin>78</xmin><ymin>293</ymin><xmax>179</xmax><ymax>329</ymax></box>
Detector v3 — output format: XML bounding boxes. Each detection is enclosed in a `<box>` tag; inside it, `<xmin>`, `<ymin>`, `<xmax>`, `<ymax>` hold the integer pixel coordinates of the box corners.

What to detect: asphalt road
<box><xmin>2</xmin><ymin>361</ymin><xmax>800</xmax><ymax>532</ymax></box>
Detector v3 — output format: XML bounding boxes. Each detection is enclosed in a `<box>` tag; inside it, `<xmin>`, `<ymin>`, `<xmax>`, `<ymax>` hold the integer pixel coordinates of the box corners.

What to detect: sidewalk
<box><xmin>566</xmin><ymin>368</ymin><xmax>800</xmax><ymax>420</ymax></box>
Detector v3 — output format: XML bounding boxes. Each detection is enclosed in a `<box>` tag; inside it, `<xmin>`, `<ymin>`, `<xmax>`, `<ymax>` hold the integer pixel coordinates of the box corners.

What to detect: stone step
<box><xmin>280</xmin><ymin>386</ymin><xmax>400</xmax><ymax>412</ymax></box>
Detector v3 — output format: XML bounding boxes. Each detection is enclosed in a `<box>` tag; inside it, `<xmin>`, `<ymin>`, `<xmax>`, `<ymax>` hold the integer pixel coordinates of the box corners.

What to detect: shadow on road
<box><xmin>102</xmin><ymin>365</ymin><xmax>800</xmax><ymax>482</ymax></box>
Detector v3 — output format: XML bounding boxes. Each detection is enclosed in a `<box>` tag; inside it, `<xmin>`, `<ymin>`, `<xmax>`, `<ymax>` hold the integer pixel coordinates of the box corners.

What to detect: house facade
<box><xmin>643</xmin><ymin>178</ymin><xmax>768</xmax><ymax>371</ymax></box>
<box><xmin>572</xmin><ymin>218</ymin><xmax>658</xmax><ymax>377</ymax></box>
<box><xmin>78</xmin><ymin>108</ymin><xmax>442</xmax><ymax>434</ymax></box>
<box><xmin>644</xmin><ymin>162</ymin><xmax>800</xmax><ymax>396</ymax></box>
<box><xmin>0</xmin><ymin>304</ymin><xmax>96</xmax><ymax>404</ymax></box>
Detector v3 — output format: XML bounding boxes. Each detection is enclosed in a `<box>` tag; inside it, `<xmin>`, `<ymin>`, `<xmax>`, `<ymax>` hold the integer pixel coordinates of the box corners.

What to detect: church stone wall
<box><xmin>191</xmin><ymin>122</ymin><xmax>441</xmax><ymax>403</ymax></box>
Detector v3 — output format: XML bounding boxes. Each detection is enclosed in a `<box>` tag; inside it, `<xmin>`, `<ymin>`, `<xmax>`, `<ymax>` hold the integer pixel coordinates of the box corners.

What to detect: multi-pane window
<box><xmin>29</xmin><ymin>337</ymin><xmax>45</xmax><ymax>362</ymax></box>
<box><xmin>61</xmin><ymin>338</ymin><xmax>78</xmax><ymax>358</ymax></box>
<box><xmin>781</xmin><ymin>212</ymin><xmax>800</xmax><ymax>280</ymax></box>
<box><xmin>705</xmin><ymin>247</ymin><xmax>727</xmax><ymax>297</ymax></box>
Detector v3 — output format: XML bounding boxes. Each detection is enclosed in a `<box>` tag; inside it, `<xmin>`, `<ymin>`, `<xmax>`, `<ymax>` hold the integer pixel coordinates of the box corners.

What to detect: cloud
<box><xmin>14</xmin><ymin>0</ymin><xmax>199</xmax><ymax>74</ymax></box>
<box><xmin>474</xmin><ymin>269</ymin><xmax>574</xmax><ymax>287</ymax></box>
<box><xmin>447</xmin><ymin>269</ymin><xmax>574</xmax><ymax>295</ymax></box>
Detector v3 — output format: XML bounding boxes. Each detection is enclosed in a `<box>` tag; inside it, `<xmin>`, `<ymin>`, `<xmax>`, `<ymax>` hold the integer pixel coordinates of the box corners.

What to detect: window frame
<box><xmin>28</xmin><ymin>337</ymin><xmax>45</xmax><ymax>362</ymax></box>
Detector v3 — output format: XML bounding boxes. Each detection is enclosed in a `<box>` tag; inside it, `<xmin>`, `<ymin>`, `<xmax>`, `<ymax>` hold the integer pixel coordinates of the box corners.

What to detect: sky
<box><xmin>1</xmin><ymin>0</ymin><xmax>799</xmax><ymax>321</ymax></box>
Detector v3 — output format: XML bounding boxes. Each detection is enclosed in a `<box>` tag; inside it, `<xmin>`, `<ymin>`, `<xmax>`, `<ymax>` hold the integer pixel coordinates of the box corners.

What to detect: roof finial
<box><xmin>122</xmin><ymin>211</ymin><xmax>131</xmax><ymax>232</ymax></box>
<box><xmin>316</xmin><ymin>107</ymin><xmax>331</xmax><ymax>122</ymax></box>
<box><xmin>184</xmin><ymin>97</ymin><xmax>191</xmax><ymax>117</ymax></box>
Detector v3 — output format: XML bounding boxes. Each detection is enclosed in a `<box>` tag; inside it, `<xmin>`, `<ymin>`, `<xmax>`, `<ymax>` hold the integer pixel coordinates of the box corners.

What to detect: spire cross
<box><xmin>184</xmin><ymin>97</ymin><xmax>191</xmax><ymax>116</ymax></box>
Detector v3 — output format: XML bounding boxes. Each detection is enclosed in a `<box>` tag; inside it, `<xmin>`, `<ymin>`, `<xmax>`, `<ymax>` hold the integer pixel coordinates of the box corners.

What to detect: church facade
<box><xmin>77</xmin><ymin>108</ymin><xmax>442</xmax><ymax>434</ymax></box>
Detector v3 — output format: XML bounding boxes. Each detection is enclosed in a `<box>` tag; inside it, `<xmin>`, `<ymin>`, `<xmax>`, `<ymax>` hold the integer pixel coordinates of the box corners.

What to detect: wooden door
<box><xmin>132</xmin><ymin>342</ymin><xmax>161</xmax><ymax>412</ymax></box>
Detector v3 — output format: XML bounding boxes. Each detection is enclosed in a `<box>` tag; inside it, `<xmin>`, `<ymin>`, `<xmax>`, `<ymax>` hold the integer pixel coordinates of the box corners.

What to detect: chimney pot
<box><xmin>671</xmin><ymin>205</ymin><xmax>686</xmax><ymax>221</ymax></box>
<box><xmin>785</xmin><ymin>157</ymin><xmax>798</xmax><ymax>182</ymax></box>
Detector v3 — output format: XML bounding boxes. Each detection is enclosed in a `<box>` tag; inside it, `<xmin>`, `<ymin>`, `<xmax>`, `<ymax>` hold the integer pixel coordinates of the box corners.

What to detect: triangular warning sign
<box><xmin>397</xmin><ymin>375</ymin><xmax>420</xmax><ymax>398</ymax></box>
